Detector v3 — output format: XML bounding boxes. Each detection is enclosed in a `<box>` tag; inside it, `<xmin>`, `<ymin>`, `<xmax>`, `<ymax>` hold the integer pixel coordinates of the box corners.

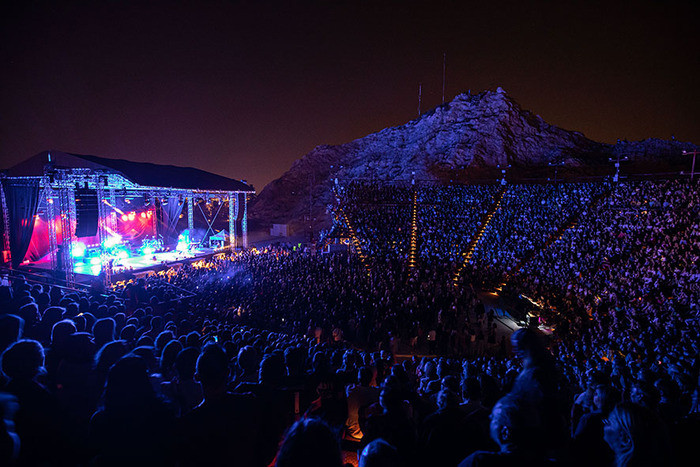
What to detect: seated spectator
<box><xmin>158</xmin><ymin>339</ymin><xmax>183</xmax><ymax>381</ymax></box>
<box><xmin>93</xmin><ymin>318</ymin><xmax>116</xmax><ymax>350</ymax></box>
<box><xmin>89</xmin><ymin>355</ymin><xmax>176</xmax><ymax>466</ymax></box>
<box><xmin>160</xmin><ymin>347</ymin><xmax>202</xmax><ymax>416</ymax></box>
<box><xmin>420</xmin><ymin>387</ymin><xmax>490</xmax><ymax>467</ymax></box>
<box><xmin>603</xmin><ymin>402</ymin><xmax>672</xmax><ymax>467</ymax></box>
<box><xmin>362</xmin><ymin>375</ymin><xmax>417</xmax><ymax>466</ymax></box>
<box><xmin>275</xmin><ymin>417</ymin><xmax>343</xmax><ymax>467</ymax></box>
<box><xmin>571</xmin><ymin>369</ymin><xmax>608</xmax><ymax>435</ymax></box>
<box><xmin>345</xmin><ymin>366</ymin><xmax>380</xmax><ymax>442</ymax></box>
<box><xmin>0</xmin><ymin>315</ymin><xmax>23</xmax><ymax>355</ymax></box>
<box><xmin>571</xmin><ymin>383</ymin><xmax>619</xmax><ymax>466</ymax></box>
<box><xmin>1</xmin><ymin>339</ymin><xmax>65</xmax><ymax>466</ymax></box>
<box><xmin>458</xmin><ymin>394</ymin><xmax>551</xmax><ymax>466</ymax></box>
<box><xmin>94</xmin><ymin>340</ymin><xmax>129</xmax><ymax>391</ymax></box>
<box><xmin>234</xmin><ymin>353</ymin><xmax>294</xmax><ymax>466</ymax></box>
<box><xmin>178</xmin><ymin>343</ymin><xmax>262</xmax><ymax>467</ymax></box>
<box><xmin>359</xmin><ymin>438</ymin><xmax>400</xmax><ymax>467</ymax></box>
<box><xmin>0</xmin><ymin>392</ymin><xmax>20</xmax><ymax>465</ymax></box>
<box><xmin>673</xmin><ymin>385</ymin><xmax>700</xmax><ymax>467</ymax></box>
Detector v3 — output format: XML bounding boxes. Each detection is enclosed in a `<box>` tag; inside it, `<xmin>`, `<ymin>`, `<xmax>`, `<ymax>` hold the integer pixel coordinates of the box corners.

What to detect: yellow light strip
<box><xmin>453</xmin><ymin>187</ymin><xmax>507</xmax><ymax>285</ymax></box>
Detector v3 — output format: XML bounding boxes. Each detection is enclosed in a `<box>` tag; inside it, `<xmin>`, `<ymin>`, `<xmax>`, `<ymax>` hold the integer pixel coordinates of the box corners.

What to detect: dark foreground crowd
<box><xmin>0</xmin><ymin>178</ymin><xmax>698</xmax><ymax>466</ymax></box>
<box><xmin>1</xmin><ymin>270</ymin><xmax>698</xmax><ymax>467</ymax></box>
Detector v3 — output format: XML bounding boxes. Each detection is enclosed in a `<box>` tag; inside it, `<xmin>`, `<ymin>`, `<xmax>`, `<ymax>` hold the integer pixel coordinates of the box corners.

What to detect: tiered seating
<box><xmin>415</xmin><ymin>184</ymin><xmax>499</xmax><ymax>265</ymax></box>
<box><xmin>339</xmin><ymin>182</ymin><xmax>413</xmax><ymax>260</ymax></box>
<box><xmin>470</xmin><ymin>183</ymin><xmax>607</xmax><ymax>285</ymax></box>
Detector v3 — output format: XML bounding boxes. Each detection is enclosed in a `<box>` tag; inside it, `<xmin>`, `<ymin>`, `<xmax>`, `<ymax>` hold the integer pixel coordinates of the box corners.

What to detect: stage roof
<box><xmin>4</xmin><ymin>150</ymin><xmax>254</xmax><ymax>192</ymax></box>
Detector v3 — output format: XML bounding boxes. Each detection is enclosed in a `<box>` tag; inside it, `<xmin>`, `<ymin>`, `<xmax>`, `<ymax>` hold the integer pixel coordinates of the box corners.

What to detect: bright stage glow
<box><xmin>72</xmin><ymin>242</ymin><xmax>86</xmax><ymax>258</ymax></box>
<box><xmin>90</xmin><ymin>257</ymin><xmax>101</xmax><ymax>265</ymax></box>
<box><xmin>128</xmin><ymin>212</ymin><xmax>136</xmax><ymax>221</ymax></box>
<box><xmin>104</xmin><ymin>235</ymin><xmax>122</xmax><ymax>249</ymax></box>
<box><xmin>121</xmin><ymin>214</ymin><xmax>128</xmax><ymax>221</ymax></box>
<box><xmin>140</xmin><ymin>212</ymin><xmax>147</xmax><ymax>219</ymax></box>
<box><xmin>142</xmin><ymin>247</ymin><xmax>154</xmax><ymax>256</ymax></box>
<box><xmin>177</xmin><ymin>230</ymin><xmax>191</xmax><ymax>252</ymax></box>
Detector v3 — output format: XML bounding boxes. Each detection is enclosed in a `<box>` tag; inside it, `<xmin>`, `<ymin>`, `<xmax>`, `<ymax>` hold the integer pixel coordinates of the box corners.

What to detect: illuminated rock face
<box><xmin>250</xmin><ymin>88</ymin><xmax>697</xmax><ymax>227</ymax></box>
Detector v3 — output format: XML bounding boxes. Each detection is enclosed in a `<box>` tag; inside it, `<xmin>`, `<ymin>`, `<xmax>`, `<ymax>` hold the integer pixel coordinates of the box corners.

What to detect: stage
<box><xmin>3</xmin><ymin>151</ymin><xmax>255</xmax><ymax>288</ymax></box>
<box><xmin>27</xmin><ymin>247</ymin><xmax>220</xmax><ymax>280</ymax></box>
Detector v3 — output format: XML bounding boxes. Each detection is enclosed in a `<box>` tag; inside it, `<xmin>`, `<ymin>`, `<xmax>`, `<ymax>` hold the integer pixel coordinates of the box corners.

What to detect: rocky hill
<box><xmin>250</xmin><ymin>88</ymin><xmax>697</xmax><ymax>230</ymax></box>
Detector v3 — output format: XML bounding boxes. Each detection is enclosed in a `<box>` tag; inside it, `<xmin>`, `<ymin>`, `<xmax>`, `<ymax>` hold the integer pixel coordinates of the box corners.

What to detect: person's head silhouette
<box><xmin>275</xmin><ymin>418</ymin><xmax>342</xmax><ymax>467</ymax></box>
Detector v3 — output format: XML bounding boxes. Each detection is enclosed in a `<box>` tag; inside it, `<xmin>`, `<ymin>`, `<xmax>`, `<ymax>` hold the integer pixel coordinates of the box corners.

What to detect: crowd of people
<box><xmin>0</xmin><ymin>177</ymin><xmax>697</xmax><ymax>466</ymax></box>
<box><xmin>470</xmin><ymin>182</ymin><xmax>607</xmax><ymax>283</ymax></box>
<box><xmin>338</xmin><ymin>182</ymin><xmax>414</xmax><ymax>261</ymax></box>
<box><xmin>416</xmin><ymin>184</ymin><xmax>499</xmax><ymax>264</ymax></box>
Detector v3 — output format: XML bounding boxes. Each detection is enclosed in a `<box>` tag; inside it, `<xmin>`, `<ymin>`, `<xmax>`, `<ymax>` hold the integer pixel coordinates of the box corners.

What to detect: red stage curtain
<box><xmin>1</xmin><ymin>179</ymin><xmax>41</xmax><ymax>268</ymax></box>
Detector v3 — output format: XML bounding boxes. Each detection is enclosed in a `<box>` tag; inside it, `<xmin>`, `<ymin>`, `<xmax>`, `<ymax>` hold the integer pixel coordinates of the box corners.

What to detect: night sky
<box><xmin>1</xmin><ymin>0</ymin><xmax>698</xmax><ymax>191</ymax></box>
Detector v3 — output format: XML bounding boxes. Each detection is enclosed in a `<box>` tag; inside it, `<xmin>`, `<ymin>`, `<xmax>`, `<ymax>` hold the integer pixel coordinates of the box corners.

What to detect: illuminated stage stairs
<box><xmin>408</xmin><ymin>189</ymin><xmax>419</xmax><ymax>269</ymax></box>
<box><xmin>338</xmin><ymin>207</ymin><xmax>371</xmax><ymax>272</ymax></box>
<box><xmin>453</xmin><ymin>187</ymin><xmax>507</xmax><ymax>285</ymax></box>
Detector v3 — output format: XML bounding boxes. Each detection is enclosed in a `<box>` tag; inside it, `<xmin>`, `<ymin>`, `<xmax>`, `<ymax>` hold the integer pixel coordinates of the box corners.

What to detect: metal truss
<box><xmin>1</xmin><ymin>179</ymin><xmax>13</xmax><ymax>258</ymax></box>
<box><xmin>228</xmin><ymin>192</ymin><xmax>236</xmax><ymax>251</ymax></box>
<box><xmin>242</xmin><ymin>194</ymin><xmax>248</xmax><ymax>248</ymax></box>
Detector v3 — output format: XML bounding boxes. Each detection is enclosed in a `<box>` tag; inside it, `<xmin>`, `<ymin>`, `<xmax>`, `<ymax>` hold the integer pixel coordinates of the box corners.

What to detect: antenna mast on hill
<box><xmin>442</xmin><ymin>52</ymin><xmax>446</xmax><ymax>104</ymax></box>
<box><xmin>418</xmin><ymin>83</ymin><xmax>422</xmax><ymax>116</ymax></box>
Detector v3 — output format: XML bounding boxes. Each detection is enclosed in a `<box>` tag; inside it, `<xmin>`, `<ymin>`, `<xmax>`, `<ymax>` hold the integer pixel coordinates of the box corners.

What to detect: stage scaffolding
<box><xmin>1</xmin><ymin>165</ymin><xmax>252</xmax><ymax>287</ymax></box>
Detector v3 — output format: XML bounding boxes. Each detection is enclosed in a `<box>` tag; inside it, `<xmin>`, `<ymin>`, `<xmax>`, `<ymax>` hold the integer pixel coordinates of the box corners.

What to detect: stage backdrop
<box><xmin>1</xmin><ymin>179</ymin><xmax>41</xmax><ymax>268</ymax></box>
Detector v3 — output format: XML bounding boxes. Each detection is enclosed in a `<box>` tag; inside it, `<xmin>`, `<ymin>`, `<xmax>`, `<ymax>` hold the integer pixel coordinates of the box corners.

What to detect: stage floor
<box><xmin>89</xmin><ymin>248</ymin><xmax>215</xmax><ymax>276</ymax></box>
<box><xmin>29</xmin><ymin>248</ymin><xmax>217</xmax><ymax>277</ymax></box>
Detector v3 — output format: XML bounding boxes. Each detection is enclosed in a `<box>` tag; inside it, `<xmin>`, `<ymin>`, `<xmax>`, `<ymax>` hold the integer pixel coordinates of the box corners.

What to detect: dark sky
<box><xmin>1</xmin><ymin>0</ymin><xmax>698</xmax><ymax>191</ymax></box>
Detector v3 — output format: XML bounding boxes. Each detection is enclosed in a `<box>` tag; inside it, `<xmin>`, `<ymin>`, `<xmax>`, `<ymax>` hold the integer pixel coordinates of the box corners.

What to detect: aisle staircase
<box><xmin>338</xmin><ymin>207</ymin><xmax>371</xmax><ymax>272</ymax></box>
<box><xmin>453</xmin><ymin>187</ymin><xmax>507</xmax><ymax>285</ymax></box>
<box><xmin>408</xmin><ymin>189</ymin><xmax>419</xmax><ymax>269</ymax></box>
